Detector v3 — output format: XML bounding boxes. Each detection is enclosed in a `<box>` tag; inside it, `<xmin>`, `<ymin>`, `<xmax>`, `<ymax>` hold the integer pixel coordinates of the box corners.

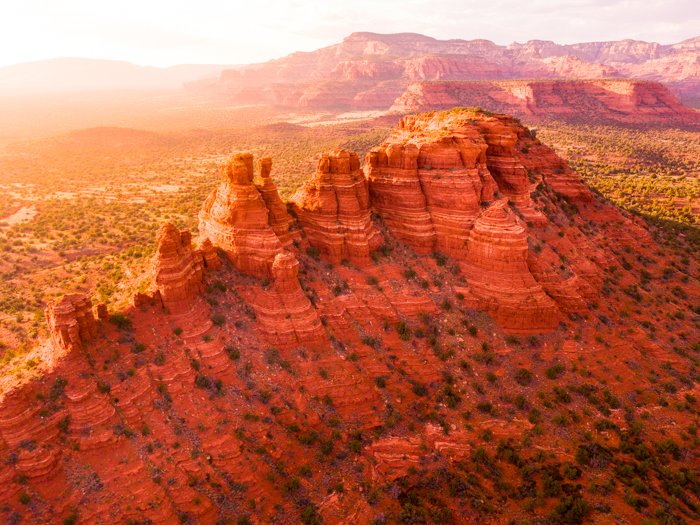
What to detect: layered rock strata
<box><xmin>391</xmin><ymin>79</ymin><xmax>700</xmax><ymax>126</ymax></box>
<box><xmin>45</xmin><ymin>294</ymin><xmax>98</xmax><ymax>351</ymax></box>
<box><xmin>199</xmin><ymin>153</ymin><xmax>285</xmax><ymax>276</ymax></box>
<box><xmin>251</xmin><ymin>252</ymin><xmax>326</xmax><ymax>346</ymax></box>
<box><xmin>152</xmin><ymin>223</ymin><xmax>206</xmax><ymax>313</ymax></box>
<box><xmin>461</xmin><ymin>200</ymin><xmax>559</xmax><ymax>333</ymax></box>
<box><xmin>291</xmin><ymin>149</ymin><xmax>383</xmax><ymax>265</ymax></box>
<box><xmin>366</xmin><ymin>110</ymin><xmax>535</xmax><ymax>256</ymax></box>
<box><xmin>366</xmin><ymin>108</ymin><xmax>597</xmax><ymax>332</ymax></box>
<box><xmin>254</xmin><ymin>157</ymin><xmax>296</xmax><ymax>247</ymax></box>
<box><xmin>198</xmin><ymin>238</ymin><xmax>221</xmax><ymax>271</ymax></box>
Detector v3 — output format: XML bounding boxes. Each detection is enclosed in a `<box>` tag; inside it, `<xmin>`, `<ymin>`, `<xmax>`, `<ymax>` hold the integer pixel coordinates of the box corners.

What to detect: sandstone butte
<box><xmin>291</xmin><ymin>149</ymin><xmax>383</xmax><ymax>266</ymax></box>
<box><xmin>198</xmin><ymin>153</ymin><xmax>294</xmax><ymax>277</ymax></box>
<box><xmin>0</xmin><ymin>109</ymin><xmax>698</xmax><ymax>524</ymax></box>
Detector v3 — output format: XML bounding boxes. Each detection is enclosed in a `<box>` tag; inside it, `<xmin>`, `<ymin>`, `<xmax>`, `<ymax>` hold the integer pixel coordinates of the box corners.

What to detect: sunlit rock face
<box><xmin>151</xmin><ymin>223</ymin><xmax>205</xmax><ymax>314</ymax></box>
<box><xmin>198</xmin><ymin>152</ymin><xmax>286</xmax><ymax>277</ymax></box>
<box><xmin>45</xmin><ymin>294</ymin><xmax>97</xmax><ymax>352</ymax></box>
<box><xmin>366</xmin><ymin>108</ymin><xmax>600</xmax><ymax>333</ymax></box>
<box><xmin>291</xmin><ymin>149</ymin><xmax>383</xmax><ymax>266</ymax></box>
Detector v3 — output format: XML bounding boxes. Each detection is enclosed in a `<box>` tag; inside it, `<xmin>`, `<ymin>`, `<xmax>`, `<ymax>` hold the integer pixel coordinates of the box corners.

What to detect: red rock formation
<box><xmin>477</xmin><ymin>118</ymin><xmax>531</xmax><ymax>206</ymax></box>
<box><xmin>391</xmin><ymin>79</ymin><xmax>700</xmax><ymax>126</ymax></box>
<box><xmin>45</xmin><ymin>294</ymin><xmax>97</xmax><ymax>351</ymax></box>
<box><xmin>254</xmin><ymin>157</ymin><xmax>295</xmax><ymax>247</ymax></box>
<box><xmin>291</xmin><ymin>149</ymin><xmax>383</xmax><ymax>265</ymax></box>
<box><xmin>152</xmin><ymin>223</ymin><xmax>205</xmax><ymax>313</ymax></box>
<box><xmin>3</xmin><ymin>107</ymin><xmax>700</xmax><ymax>524</ymax></box>
<box><xmin>461</xmin><ymin>200</ymin><xmax>559</xmax><ymax>333</ymax></box>
<box><xmin>516</xmin><ymin>140</ymin><xmax>592</xmax><ymax>202</ymax></box>
<box><xmin>197</xmin><ymin>237</ymin><xmax>221</xmax><ymax>271</ymax></box>
<box><xmin>366</xmin><ymin>108</ymin><xmax>598</xmax><ymax>333</ymax></box>
<box><xmin>198</xmin><ymin>152</ymin><xmax>285</xmax><ymax>276</ymax></box>
<box><xmin>195</xmin><ymin>32</ymin><xmax>700</xmax><ymax>112</ymax></box>
<box><xmin>250</xmin><ymin>252</ymin><xmax>326</xmax><ymax>346</ymax></box>
<box><xmin>366</xmin><ymin>110</ymin><xmax>519</xmax><ymax>257</ymax></box>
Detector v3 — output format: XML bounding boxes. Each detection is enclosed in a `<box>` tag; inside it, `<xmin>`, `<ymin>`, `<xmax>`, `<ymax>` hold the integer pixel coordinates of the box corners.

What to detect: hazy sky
<box><xmin>1</xmin><ymin>0</ymin><xmax>699</xmax><ymax>67</ymax></box>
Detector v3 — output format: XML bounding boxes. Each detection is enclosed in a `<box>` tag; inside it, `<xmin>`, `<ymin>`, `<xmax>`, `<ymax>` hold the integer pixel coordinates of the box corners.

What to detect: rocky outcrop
<box><xmin>366</xmin><ymin>109</ymin><xmax>526</xmax><ymax>257</ymax></box>
<box><xmin>152</xmin><ymin>223</ymin><xmax>205</xmax><ymax>313</ymax></box>
<box><xmin>366</xmin><ymin>108</ymin><xmax>596</xmax><ymax>333</ymax></box>
<box><xmin>251</xmin><ymin>252</ymin><xmax>326</xmax><ymax>346</ymax></box>
<box><xmin>461</xmin><ymin>200</ymin><xmax>559</xmax><ymax>334</ymax></box>
<box><xmin>516</xmin><ymin>141</ymin><xmax>592</xmax><ymax>202</ymax></box>
<box><xmin>194</xmin><ymin>32</ymin><xmax>700</xmax><ymax>114</ymax></box>
<box><xmin>477</xmin><ymin>117</ymin><xmax>532</xmax><ymax>206</ymax></box>
<box><xmin>391</xmin><ymin>79</ymin><xmax>700</xmax><ymax>126</ymax></box>
<box><xmin>291</xmin><ymin>149</ymin><xmax>383</xmax><ymax>265</ymax></box>
<box><xmin>198</xmin><ymin>152</ymin><xmax>286</xmax><ymax>276</ymax></box>
<box><xmin>198</xmin><ymin>237</ymin><xmax>221</xmax><ymax>271</ymax></box>
<box><xmin>45</xmin><ymin>294</ymin><xmax>97</xmax><ymax>351</ymax></box>
<box><xmin>254</xmin><ymin>157</ymin><xmax>296</xmax><ymax>247</ymax></box>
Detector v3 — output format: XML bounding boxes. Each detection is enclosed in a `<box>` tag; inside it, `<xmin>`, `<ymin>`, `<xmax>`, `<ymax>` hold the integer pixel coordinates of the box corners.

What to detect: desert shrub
<box><xmin>396</xmin><ymin>321</ymin><xmax>411</xmax><ymax>341</ymax></box>
<box><xmin>514</xmin><ymin>368</ymin><xmax>533</xmax><ymax>386</ymax></box>
<box><xmin>575</xmin><ymin>442</ymin><xmax>612</xmax><ymax>468</ymax></box>
<box><xmin>109</xmin><ymin>313</ymin><xmax>132</xmax><ymax>330</ymax></box>
<box><xmin>549</xmin><ymin>494</ymin><xmax>590</xmax><ymax>524</ymax></box>
<box><xmin>546</xmin><ymin>363</ymin><xmax>565</xmax><ymax>379</ymax></box>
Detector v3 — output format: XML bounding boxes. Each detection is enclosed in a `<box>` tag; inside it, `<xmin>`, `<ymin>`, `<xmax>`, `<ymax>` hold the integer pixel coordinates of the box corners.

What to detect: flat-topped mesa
<box><xmin>252</xmin><ymin>251</ymin><xmax>326</xmax><ymax>346</ymax></box>
<box><xmin>390</xmin><ymin>80</ymin><xmax>700</xmax><ymax>127</ymax></box>
<box><xmin>45</xmin><ymin>294</ymin><xmax>97</xmax><ymax>352</ymax></box>
<box><xmin>366</xmin><ymin>110</ymin><xmax>500</xmax><ymax>257</ymax></box>
<box><xmin>152</xmin><ymin>223</ymin><xmax>205</xmax><ymax>313</ymax></box>
<box><xmin>198</xmin><ymin>152</ymin><xmax>285</xmax><ymax>276</ymax></box>
<box><xmin>463</xmin><ymin>200</ymin><xmax>559</xmax><ymax>334</ymax></box>
<box><xmin>254</xmin><ymin>157</ymin><xmax>296</xmax><ymax>247</ymax></box>
<box><xmin>291</xmin><ymin>149</ymin><xmax>383</xmax><ymax>265</ymax></box>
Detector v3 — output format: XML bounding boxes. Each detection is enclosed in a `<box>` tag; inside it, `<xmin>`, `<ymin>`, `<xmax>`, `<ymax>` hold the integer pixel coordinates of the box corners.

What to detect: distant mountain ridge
<box><xmin>193</xmin><ymin>31</ymin><xmax>700</xmax><ymax>110</ymax></box>
<box><xmin>0</xmin><ymin>58</ymin><xmax>232</xmax><ymax>93</ymax></box>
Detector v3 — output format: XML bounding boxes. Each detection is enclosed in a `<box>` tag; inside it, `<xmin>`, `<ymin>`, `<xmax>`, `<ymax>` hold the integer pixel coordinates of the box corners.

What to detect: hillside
<box><xmin>0</xmin><ymin>109</ymin><xmax>697</xmax><ymax>524</ymax></box>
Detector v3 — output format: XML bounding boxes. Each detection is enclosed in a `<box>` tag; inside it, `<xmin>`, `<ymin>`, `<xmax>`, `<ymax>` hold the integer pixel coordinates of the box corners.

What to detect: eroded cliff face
<box><xmin>461</xmin><ymin>200</ymin><xmax>559</xmax><ymax>333</ymax></box>
<box><xmin>194</xmin><ymin>32</ymin><xmax>700</xmax><ymax>116</ymax></box>
<box><xmin>45</xmin><ymin>294</ymin><xmax>97</xmax><ymax>352</ymax></box>
<box><xmin>390</xmin><ymin>79</ymin><xmax>700</xmax><ymax>126</ymax></box>
<box><xmin>291</xmin><ymin>149</ymin><xmax>383</xmax><ymax>265</ymax></box>
<box><xmin>366</xmin><ymin>109</ymin><xmax>598</xmax><ymax>332</ymax></box>
<box><xmin>254</xmin><ymin>157</ymin><xmax>296</xmax><ymax>248</ymax></box>
<box><xmin>152</xmin><ymin>223</ymin><xmax>205</xmax><ymax>313</ymax></box>
<box><xmin>2</xmin><ymin>109</ymin><xmax>699</xmax><ymax>524</ymax></box>
<box><xmin>198</xmin><ymin>153</ymin><xmax>286</xmax><ymax>276</ymax></box>
<box><xmin>251</xmin><ymin>251</ymin><xmax>326</xmax><ymax>346</ymax></box>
